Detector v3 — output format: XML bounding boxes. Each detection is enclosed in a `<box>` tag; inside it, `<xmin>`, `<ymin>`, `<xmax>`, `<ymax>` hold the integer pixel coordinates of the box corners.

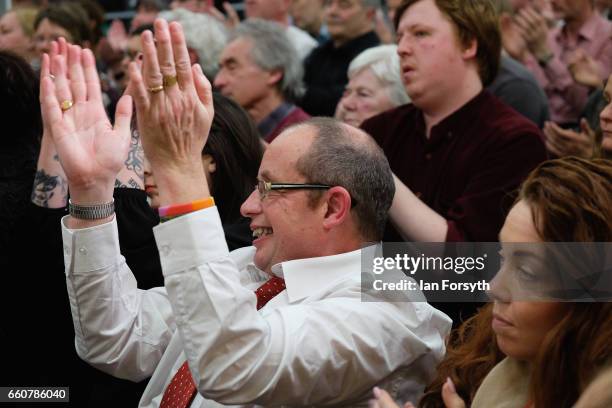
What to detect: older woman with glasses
<box><xmin>335</xmin><ymin>45</ymin><xmax>410</xmax><ymax>128</ymax></box>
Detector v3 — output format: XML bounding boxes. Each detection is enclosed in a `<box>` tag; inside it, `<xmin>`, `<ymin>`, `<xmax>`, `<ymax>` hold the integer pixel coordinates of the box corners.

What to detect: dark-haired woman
<box><xmin>372</xmin><ymin>157</ymin><xmax>612</xmax><ymax>408</ymax></box>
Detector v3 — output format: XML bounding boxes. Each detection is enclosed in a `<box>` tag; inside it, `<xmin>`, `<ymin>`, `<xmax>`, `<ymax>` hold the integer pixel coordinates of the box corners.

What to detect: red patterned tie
<box><xmin>159</xmin><ymin>276</ymin><xmax>286</xmax><ymax>408</ymax></box>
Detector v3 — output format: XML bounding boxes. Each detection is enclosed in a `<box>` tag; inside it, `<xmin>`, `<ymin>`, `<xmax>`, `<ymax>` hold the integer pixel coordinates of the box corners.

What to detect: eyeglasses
<box><xmin>255</xmin><ymin>180</ymin><xmax>358</xmax><ymax>208</ymax></box>
<box><xmin>256</xmin><ymin>180</ymin><xmax>331</xmax><ymax>199</ymax></box>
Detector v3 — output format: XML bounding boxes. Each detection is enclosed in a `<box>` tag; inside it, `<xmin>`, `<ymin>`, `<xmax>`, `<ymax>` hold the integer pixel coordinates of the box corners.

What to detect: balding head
<box><xmin>282</xmin><ymin>118</ymin><xmax>394</xmax><ymax>241</ymax></box>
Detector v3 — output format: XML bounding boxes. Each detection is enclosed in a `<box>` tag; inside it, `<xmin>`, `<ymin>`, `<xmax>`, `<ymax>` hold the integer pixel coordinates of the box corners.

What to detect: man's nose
<box><xmin>240</xmin><ymin>188</ymin><xmax>262</xmax><ymax>218</ymax></box>
<box><xmin>213</xmin><ymin>71</ymin><xmax>227</xmax><ymax>89</ymax></box>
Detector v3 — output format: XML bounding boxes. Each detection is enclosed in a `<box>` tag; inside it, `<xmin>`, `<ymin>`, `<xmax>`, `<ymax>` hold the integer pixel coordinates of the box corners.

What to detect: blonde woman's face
<box><xmin>0</xmin><ymin>12</ymin><xmax>34</xmax><ymax>60</ymax></box>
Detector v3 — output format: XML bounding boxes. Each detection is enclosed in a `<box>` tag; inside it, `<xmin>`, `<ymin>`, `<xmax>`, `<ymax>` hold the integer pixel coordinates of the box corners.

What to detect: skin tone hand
<box><xmin>568</xmin><ymin>49</ymin><xmax>604</xmax><ymax>89</ymax></box>
<box><xmin>33</xmin><ymin>38</ymin><xmax>70</xmax><ymax>208</ymax></box>
<box><xmin>207</xmin><ymin>2</ymin><xmax>240</xmax><ymax>29</ymax></box>
<box><xmin>543</xmin><ymin>119</ymin><xmax>596</xmax><ymax>158</ymax></box>
<box><xmin>107</xmin><ymin>19</ymin><xmax>128</xmax><ymax>52</ymax></box>
<box><xmin>127</xmin><ymin>19</ymin><xmax>214</xmax><ymax>206</ymax></box>
<box><xmin>368</xmin><ymin>387</ymin><xmax>415</xmax><ymax>408</ymax></box>
<box><xmin>499</xmin><ymin>13</ymin><xmax>528</xmax><ymax>62</ymax></box>
<box><xmin>514</xmin><ymin>6</ymin><xmax>552</xmax><ymax>61</ymax></box>
<box><xmin>368</xmin><ymin>378</ymin><xmax>466</xmax><ymax>408</ymax></box>
<box><xmin>441</xmin><ymin>378</ymin><xmax>467</xmax><ymax>408</ymax></box>
<box><xmin>40</xmin><ymin>44</ymin><xmax>133</xmax><ymax>228</ymax></box>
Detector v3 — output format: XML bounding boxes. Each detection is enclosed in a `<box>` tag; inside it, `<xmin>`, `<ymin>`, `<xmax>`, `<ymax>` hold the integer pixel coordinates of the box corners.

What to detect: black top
<box><xmin>2</xmin><ymin>188</ymin><xmax>252</xmax><ymax>407</ymax></box>
<box><xmin>299</xmin><ymin>31</ymin><xmax>380</xmax><ymax>117</ymax></box>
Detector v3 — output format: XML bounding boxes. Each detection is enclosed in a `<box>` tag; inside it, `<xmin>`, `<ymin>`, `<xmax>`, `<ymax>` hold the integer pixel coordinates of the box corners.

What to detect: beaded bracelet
<box><xmin>158</xmin><ymin>197</ymin><xmax>215</xmax><ymax>223</ymax></box>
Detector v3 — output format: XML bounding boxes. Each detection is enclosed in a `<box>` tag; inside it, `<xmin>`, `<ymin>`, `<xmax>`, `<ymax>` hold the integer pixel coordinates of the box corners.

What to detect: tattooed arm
<box><xmin>115</xmin><ymin>126</ymin><xmax>145</xmax><ymax>189</ymax></box>
<box><xmin>32</xmin><ymin>42</ymin><xmax>69</xmax><ymax>208</ymax></box>
<box><xmin>32</xmin><ymin>126</ymin><xmax>69</xmax><ymax>208</ymax></box>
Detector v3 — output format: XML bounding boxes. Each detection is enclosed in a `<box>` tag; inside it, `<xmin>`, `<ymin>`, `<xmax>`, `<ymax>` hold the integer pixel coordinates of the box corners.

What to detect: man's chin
<box><xmin>253</xmin><ymin>249</ymin><xmax>272</xmax><ymax>274</ymax></box>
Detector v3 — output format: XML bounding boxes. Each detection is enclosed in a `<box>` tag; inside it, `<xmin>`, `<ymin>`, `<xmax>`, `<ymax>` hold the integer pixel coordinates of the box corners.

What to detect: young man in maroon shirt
<box><xmin>362</xmin><ymin>0</ymin><xmax>547</xmax><ymax>244</ymax></box>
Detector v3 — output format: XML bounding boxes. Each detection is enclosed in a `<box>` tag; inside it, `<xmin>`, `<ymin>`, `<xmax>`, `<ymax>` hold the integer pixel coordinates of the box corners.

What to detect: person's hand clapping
<box><xmin>543</xmin><ymin>119</ymin><xmax>596</xmax><ymax>158</ymax></box>
<box><xmin>568</xmin><ymin>49</ymin><xmax>604</xmax><ymax>89</ymax></box>
<box><xmin>40</xmin><ymin>43</ymin><xmax>133</xmax><ymax>207</ymax></box>
<box><xmin>368</xmin><ymin>387</ymin><xmax>416</xmax><ymax>408</ymax></box>
<box><xmin>127</xmin><ymin>19</ymin><xmax>214</xmax><ymax>206</ymax></box>
<box><xmin>514</xmin><ymin>6</ymin><xmax>551</xmax><ymax>62</ymax></box>
<box><xmin>207</xmin><ymin>2</ymin><xmax>241</xmax><ymax>30</ymax></box>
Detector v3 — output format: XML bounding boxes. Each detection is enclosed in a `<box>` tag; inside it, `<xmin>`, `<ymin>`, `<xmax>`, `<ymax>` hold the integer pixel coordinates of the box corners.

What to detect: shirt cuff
<box><xmin>153</xmin><ymin>206</ymin><xmax>229</xmax><ymax>277</ymax></box>
<box><xmin>61</xmin><ymin>215</ymin><xmax>121</xmax><ymax>274</ymax></box>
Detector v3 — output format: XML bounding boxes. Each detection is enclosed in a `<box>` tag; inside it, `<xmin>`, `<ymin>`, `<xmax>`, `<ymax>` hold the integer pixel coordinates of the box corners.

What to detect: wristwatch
<box><xmin>69</xmin><ymin>199</ymin><xmax>115</xmax><ymax>220</ymax></box>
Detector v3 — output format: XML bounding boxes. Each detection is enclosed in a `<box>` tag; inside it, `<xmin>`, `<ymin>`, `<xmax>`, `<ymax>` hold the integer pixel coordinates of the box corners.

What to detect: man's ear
<box><xmin>322</xmin><ymin>186</ymin><xmax>352</xmax><ymax>231</ymax></box>
<box><xmin>462</xmin><ymin>38</ymin><xmax>478</xmax><ymax>60</ymax></box>
<box><xmin>266</xmin><ymin>69</ymin><xmax>284</xmax><ymax>87</ymax></box>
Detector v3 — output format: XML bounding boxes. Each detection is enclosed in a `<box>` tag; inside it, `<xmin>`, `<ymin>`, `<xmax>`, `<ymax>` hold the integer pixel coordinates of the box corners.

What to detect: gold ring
<box><xmin>60</xmin><ymin>99</ymin><xmax>73</xmax><ymax>112</ymax></box>
<box><xmin>163</xmin><ymin>75</ymin><xmax>178</xmax><ymax>88</ymax></box>
<box><xmin>148</xmin><ymin>84</ymin><xmax>164</xmax><ymax>94</ymax></box>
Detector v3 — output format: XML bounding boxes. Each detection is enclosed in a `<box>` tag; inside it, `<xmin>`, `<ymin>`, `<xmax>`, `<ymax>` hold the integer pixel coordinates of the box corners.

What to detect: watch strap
<box><xmin>69</xmin><ymin>199</ymin><xmax>115</xmax><ymax>220</ymax></box>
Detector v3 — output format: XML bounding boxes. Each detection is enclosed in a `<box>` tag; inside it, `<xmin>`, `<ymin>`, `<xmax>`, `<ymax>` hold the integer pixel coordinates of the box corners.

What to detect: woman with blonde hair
<box><xmin>0</xmin><ymin>7</ymin><xmax>38</xmax><ymax>62</ymax></box>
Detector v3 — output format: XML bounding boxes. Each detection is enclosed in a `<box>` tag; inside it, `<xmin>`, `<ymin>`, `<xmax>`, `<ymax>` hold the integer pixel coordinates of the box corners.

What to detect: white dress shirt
<box><xmin>61</xmin><ymin>207</ymin><xmax>451</xmax><ymax>407</ymax></box>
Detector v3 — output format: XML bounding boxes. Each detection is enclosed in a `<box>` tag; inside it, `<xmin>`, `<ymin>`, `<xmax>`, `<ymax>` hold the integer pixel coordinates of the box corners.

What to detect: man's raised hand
<box><xmin>128</xmin><ymin>19</ymin><xmax>214</xmax><ymax>205</ymax></box>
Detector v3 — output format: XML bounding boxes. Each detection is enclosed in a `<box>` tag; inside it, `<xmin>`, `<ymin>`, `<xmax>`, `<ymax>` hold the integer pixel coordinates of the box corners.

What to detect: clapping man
<box><xmin>41</xmin><ymin>19</ymin><xmax>451</xmax><ymax>407</ymax></box>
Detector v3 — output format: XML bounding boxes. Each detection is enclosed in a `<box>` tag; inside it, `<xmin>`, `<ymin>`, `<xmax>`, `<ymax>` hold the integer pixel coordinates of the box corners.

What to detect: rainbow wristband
<box><xmin>158</xmin><ymin>197</ymin><xmax>215</xmax><ymax>222</ymax></box>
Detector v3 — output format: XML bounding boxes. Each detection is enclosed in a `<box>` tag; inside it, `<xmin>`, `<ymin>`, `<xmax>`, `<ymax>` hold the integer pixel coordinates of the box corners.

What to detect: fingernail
<box><xmin>373</xmin><ymin>387</ymin><xmax>381</xmax><ymax>398</ymax></box>
<box><xmin>446</xmin><ymin>377</ymin><xmax>456</xmax><ymax>393</ymax></box>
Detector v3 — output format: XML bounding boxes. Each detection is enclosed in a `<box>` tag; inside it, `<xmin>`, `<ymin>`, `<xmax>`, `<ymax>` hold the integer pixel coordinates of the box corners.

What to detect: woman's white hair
<box><xmin>348</xmin><ymin>44</ymin><xmax>410</xmax><ymax>107</ymax></box>
<box><xmin>159</xmin><ymin>8</ymin><xmax>228</xmax><ymax>79</ymax></box>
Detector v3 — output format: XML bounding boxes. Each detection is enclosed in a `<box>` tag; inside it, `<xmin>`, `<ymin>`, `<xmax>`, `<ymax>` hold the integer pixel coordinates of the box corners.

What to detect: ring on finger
<box><xmin>60</xmin><ymin>99</ymin><xmax>74</xmax><ymax>112</ymax></box>
<box><xmin>148</xmin><ymin>84</ymin><xmax>164</xmax><ymax>94</ymax></box>
<box><xmin>163</xmin><ymin>75</ymin><xmax>178</xmax><ymax>88</ymax></box>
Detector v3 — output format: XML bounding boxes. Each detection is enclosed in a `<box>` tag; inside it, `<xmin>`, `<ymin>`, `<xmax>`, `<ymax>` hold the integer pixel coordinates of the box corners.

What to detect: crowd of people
<box><xmin>1</xmin><ymin>0</ymin><xmax>611</xmax><ymax>407</ymax></box>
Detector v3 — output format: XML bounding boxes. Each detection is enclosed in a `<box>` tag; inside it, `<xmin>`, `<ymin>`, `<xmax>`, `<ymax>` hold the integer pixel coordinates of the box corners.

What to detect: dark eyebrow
<box><xmin>221</xmin><ymin>57</ymin><xmax>238</xmax><ymax>67</ymax></box>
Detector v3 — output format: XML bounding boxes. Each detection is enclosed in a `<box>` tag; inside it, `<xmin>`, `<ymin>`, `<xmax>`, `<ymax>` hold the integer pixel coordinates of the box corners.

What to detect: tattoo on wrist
<box><xmin>125</xmin><ymin>130</ymin><xmax>144</xmax><ymax>181</ymax></box>
<box><xmin>31</xmin><ymin>169</ymin><xmax>68</xmax><ymax>207</ymax></box>
<box><xmin>128</xmin><ymin>178</ymin><xmax>140</xmax><ymax>189</ymax></box>
<box><xmin>115</xmin><ymin>179</ymin><xmax>128</xmax><ymax>188</ymax></box>
<box><xmin>115</xmin><ymin>178</ymin><xmax>141</xmax><ymax>189</ymax></box>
